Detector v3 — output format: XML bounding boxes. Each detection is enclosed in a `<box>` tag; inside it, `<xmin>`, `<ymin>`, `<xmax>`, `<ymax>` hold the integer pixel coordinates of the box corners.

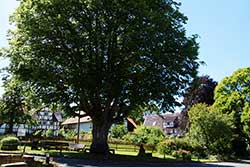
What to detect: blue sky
<box><xmin>0</xmin><ymin>0</ymin><xmax>250</xmax><ymax>96</ymax></box>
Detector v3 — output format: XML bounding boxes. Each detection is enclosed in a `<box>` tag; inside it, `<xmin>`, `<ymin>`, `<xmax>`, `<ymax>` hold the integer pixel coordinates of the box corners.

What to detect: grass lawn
<box><xmin>0</xmin><ymin>142</ymin><xmax>212</xmax><ymax>163</ymax></box>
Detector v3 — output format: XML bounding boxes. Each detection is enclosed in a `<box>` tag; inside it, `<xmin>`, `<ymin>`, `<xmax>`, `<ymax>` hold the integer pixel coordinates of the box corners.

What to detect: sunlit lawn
<box><xmin>0</xmin><ymin>142</ymin><xmax>211</xmax><ymax>162</ymax></box>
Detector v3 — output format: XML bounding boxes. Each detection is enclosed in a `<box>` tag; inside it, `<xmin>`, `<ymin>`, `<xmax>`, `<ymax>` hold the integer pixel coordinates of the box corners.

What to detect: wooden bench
<box><xmin>1</xmin><ymin>162</ymin><xmax>27</xmax><ymax>167</ymax></box>
<box><xmin>41</xmin><ymin>141</ymin><xmax>69</xmax><ymax>155</ymax></box>
<box><xmin>41</xmin><ymin>141</ymin><xmax>69</xmax><ymax>150</ymax></box>
<box><xmin>68</xmin><ymin>143</ymin><xmax>86</xmax><ymax>152</ymax></box>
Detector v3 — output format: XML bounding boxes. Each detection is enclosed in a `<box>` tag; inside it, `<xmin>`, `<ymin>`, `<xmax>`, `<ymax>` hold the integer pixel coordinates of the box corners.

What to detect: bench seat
<box><xmin>1</xmin><ymin>162</ymin><xmax>27</xmax><ymax>167</ymax></box>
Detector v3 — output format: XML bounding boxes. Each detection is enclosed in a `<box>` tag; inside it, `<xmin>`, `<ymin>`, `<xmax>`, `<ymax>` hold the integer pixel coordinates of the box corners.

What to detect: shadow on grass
<box><xmin>49</xmin><ymin>151</ymin><xmax>237</xmax><ymax>167</ymax></box>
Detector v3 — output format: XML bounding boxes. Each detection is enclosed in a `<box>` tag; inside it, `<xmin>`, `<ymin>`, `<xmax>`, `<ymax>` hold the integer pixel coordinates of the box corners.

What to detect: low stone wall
<box><xmin>0</xmin><ymin>154</ymin><xmax>55</xmax><ymax>167</ymax></box>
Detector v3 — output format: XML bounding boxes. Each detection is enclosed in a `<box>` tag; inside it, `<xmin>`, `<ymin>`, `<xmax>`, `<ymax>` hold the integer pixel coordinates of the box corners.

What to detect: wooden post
<box><xmin>76</xmin><ymin>111</ymin><xmax>81</xmax><ymax>144</ymax></box>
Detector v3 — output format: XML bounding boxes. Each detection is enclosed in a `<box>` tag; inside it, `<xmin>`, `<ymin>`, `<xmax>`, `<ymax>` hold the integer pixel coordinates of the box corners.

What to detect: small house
<box><xmin>143</xmin><ymin>113</ymin><xmax>181</xmax><ymax>136</ymax></box>
<box><xmin>62</xmin><ymin>116</ymin><xmax>92</xmax><ymax>132</ymax></box>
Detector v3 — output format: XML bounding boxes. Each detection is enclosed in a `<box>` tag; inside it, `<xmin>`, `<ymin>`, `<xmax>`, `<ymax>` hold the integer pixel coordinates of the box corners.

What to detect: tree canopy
<box><xmin>214</xmin><ymin>67</ymin><xmax>250</xmax><ymax>115</ymax></box>
<box><xmin>180</xmin><ymin>75</ymin><xmax>217</xmax><ymax>131</ymax></box>
<box><xmin>188</xmin><ymin>103</ymin><xmax>234</xmax><ymax>157</ymax></box>
<box><xmin>2</xmin><ymin>0</ymin><xmax>200</xmax><ymax>154</ymax></box>
<box><xmin>214</xmin><ymin>67</ymin><xmax>250</xmax><ymax>155</ymax></box>
<box><xmin>183</xmin><ymin>75</ymin><xmax>217</xmax><ymax>110</ymax></box>
<box><xmin>241</xmin><ymin>104</ymin><xmax>250</xmax><ymax>139</ymax></box>
<box><xmin>0</xmin><ymin>78</ymin><xmax>32</xmax><ymax>134</ymax></box>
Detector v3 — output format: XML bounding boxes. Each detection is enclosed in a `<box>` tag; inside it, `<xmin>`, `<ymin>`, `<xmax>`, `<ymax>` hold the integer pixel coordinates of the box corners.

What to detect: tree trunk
<box><xmin>6</xmin><ymin>121</ymin><xmax>14</xmax><ymax>134</ymax></box>
<box><xmin>90</xmin><ymin>119</ymin><xmax>111</xmax><ymax>154</ymax></box>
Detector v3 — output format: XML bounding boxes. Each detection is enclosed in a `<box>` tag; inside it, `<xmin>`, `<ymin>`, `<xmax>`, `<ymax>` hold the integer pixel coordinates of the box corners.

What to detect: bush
<box><xmin>57</xmin><ymin>128</ymin><xmax>66</xmax><ymax>137</ymax></box>
<box><xmin>175</xmin><ymin>138</ymin><xmax>191</xmax><ymax>151</ymax></box>
<box><xmin>125</xmin><ymin>126</ymin><xmax>165</xmax><ymax>145</ymax></box>
<box><xmin>64</xmin><ymin>130</ymin><xmax>77</xmax><ymax>140</ymax></box>
<box><xmin>123</xmin><ymin>132</ymin><xmax>138</xmax><ymax>145</ymax></box>
<box><xmin>157</xmin><ymin>139</ymin><xmax>176</xmax><ymax>155</ymax></box>
<box><xmin>157</xmin><ymin>138</ymin><xmax>192</xmax><ymax>155</ymax></box>
<box><xmin>42</xmin><ymin>129</ymin><xmax>53</xmax><ymax>138</ymax></box>
<box><xmin>110</xmin><ymin>124</ymin><xmax>127</xmax><ymax>139</ymax></box>
<box><xmin>0</xmin><ymin>136</ymin><xmax>20</xmax><ymax>150</ymax></box>
<box><xmin>172</xmin><ymin>149</ymin><xmax>192</xmax><ymax>161</ymax></box>
<box><xmin>109</xmin><ymin>138</ymin><xmax>132</xmax><ymax>145</ymax></box>
<box><xmin>188</xmin><ymin>104</ymin><xmax>234</xmax><ymax>157</ymax></box>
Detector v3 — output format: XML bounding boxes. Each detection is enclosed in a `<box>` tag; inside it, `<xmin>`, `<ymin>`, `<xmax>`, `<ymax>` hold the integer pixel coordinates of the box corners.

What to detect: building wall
<box><xmin>65</xmin><ymin>122</ymin><xmax>92</xmax><ymax>132</ymax></box>
<box><xmin>79</xmin><ymin>122</ymin><xmax>92</xmax><ymax>132</ymax></box>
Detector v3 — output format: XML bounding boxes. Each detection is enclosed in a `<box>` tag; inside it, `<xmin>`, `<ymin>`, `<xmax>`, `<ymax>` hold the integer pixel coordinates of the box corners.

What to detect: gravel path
<box><xmin>54</xmin><ymin>158</ymin><xmax>250</xmax><ymax>167</ymax></box>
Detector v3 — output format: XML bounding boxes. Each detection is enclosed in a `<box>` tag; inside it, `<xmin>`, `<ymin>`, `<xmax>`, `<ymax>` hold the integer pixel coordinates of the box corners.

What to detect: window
<box><xmin>163</xmin><ymin>121</ymin><xmax>174</xmax><ymax>128</ymax></box>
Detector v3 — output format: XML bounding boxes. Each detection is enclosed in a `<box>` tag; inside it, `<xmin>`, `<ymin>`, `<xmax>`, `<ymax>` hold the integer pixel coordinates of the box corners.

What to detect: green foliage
<box><xmin>110</xmin><ymin>124</ymin><xmax>127</xmax><ymax>139</ymax></box>
<box><xmin>64</xmin><ymin>130</ymin><xmax>77</xmax><ymax>140</ymax></box>
<box><xmin>124</xmin><ymin>126</ymin><xmax>165</xmax><ymax>146</ymax></box>
<box><xmin>3</xmin><ymin>0</ymin><xmax>200</xmax><ymax>153</ymax></box>
<box><xmin>157</xmin><ymin>138</ymin><xmax>191</xmax><ymax>155</ymax></box>
<box><xmin>0</xmin><ymin>78</ymin><xmax>33</xmax><ymax>134</ymax></box>
<box><xmin>214</xmin><ymin>67</ymin><xmax>250</xmax><ymax>115</ymax></box>
<box><xmin>241</xmin><ymin>104</ymin><xmax>250</xmax><ymax>139</ymax></box>
<box><xmin>214</xmin><ymin>67</ymin><xmax>250</xmax><ymax>156</ymax></box>
<box><xmin>172</xmin><ymin>149</ymin><xmax>192</xmax><ymax>161</ymax></box>
<box><xmin>1</xmin><ymin>136</ymin><xmax>19</xmax><ymax>145</ymax></box>
<box><xmin>157</xmin><ymin>139</ymin><xmax>176</xmax><ymax>155</ymax></box>
<box><xmin>108</xmin><ymin>138</ymin><xmax>132</xmax><ymax>145</ymax></box>
<box><xmin>57</xmin><ymin>128</ymin><xmax>66</xmax><ymax>138</ymax></box>
<box><xmin>0</xmin><ymin>136</ymin><xmax>20</xmax><ymax>150</ymax></box>
<box><xmin>42</xmin><ymin>129</ymin><xmax>53</xmax><ymax>138</ymax></box>
<box><xmin>188</xmin><ymin>104</ymin><xmax>234</xmax><ymax>156</ymax></box>
<box><xmin>180</xmin><ymin>75</ymin><xmax>217</xmax><ymax>131</ymax></box>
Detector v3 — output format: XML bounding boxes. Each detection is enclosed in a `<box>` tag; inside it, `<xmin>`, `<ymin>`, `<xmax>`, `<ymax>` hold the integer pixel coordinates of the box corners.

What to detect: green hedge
<box><xmin>0</xmin><ymin>136</ymin><xmax>20</xmax><ymax>150</ymax></box>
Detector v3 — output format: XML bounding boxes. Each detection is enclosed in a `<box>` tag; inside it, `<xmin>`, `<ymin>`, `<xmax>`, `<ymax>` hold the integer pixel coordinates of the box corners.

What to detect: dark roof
<box><xmin>143</xmin><ymin>113</ymin><xmax>180</xmax><ymax>128</ymax></box>
<box><xmin>143</xmin><ymin>115</ymin><xmax>164</xmax><ymax>128</ymax></box>
<box><xmin>162</xmin><ymin>113</ymin><xmax>180</xmax><ymax>122</ymax></box>
<box><xmin>54</xmin><ymin>112</ymin><xmax>63</xmax><ymax>122</ymax></box>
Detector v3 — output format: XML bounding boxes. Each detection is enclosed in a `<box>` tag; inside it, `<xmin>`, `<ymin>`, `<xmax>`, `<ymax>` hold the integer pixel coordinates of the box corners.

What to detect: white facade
<box><xmin>62</xmin><ymin>116</ymin><xmax>93</xmax><ymax>133</ymax></box>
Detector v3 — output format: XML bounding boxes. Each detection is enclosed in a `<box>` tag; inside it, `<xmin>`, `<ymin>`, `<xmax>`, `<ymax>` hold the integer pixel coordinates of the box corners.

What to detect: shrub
<box><xmin>125</xmin><ymin>126</ymin><xmax>165</xmax><ymax>145</ymax></box>
<box><xmin>0</xmin><ymin>136</ymin><xmax>20</xmax><ymax>150</ymax></box>
<box><xmin>57</xmin><ymin>128</ymin><xmax>66</xmax><ymax>137</ymax></box>
<box><xmin>42</xmin><ymin>129</ymin><xmax>53</xmax><ymax>138</ymax></box>
<box><xmin>157</xmin><ymin>138</ymin><xmax>192</xmax><ymax>155</ymax></box>
<box><xmin>109</xmin><ymin>138</ymin><xmax>132</xmax><ymax>145</ymax></box>
<box><xmin>64</xmin><ymin>130</ymin><xmax>77</xmax><ymax>140</ymax></box>
<box><xmin>110</xmin><ymin>124</ymin><xmax>127</xmax><ymax>139</ymax></box>
<box><xmin>188</xmin><ymin>104</ymin><xmax>234</xmax><ymax>157</ymax></box>
<box><xmin>172</xmin><ymin>149</ymin><xmax>192</xmax><ymax>161</ymax></box>
<box><xmin>176</xmin><ymin>138</ymin><xmax>193</xmax><ymax>151</ymax></box>
<box><xmin>157</xmin><ymin>139</ymin><xmax>176</xmax><ymax>155</ymax></box>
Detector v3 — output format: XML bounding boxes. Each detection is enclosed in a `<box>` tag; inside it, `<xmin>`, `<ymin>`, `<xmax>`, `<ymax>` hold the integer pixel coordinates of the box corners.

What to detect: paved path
<box><xmin>54</xmin><ymin>158</ymin><xmax>250</xmax><ymax>167</ymax></box>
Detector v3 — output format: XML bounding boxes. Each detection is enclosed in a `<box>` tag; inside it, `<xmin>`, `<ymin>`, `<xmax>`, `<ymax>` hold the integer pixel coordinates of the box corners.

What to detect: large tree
<box><xmin>180</xmin><ymin>75</ymin><xmax>217</xmax><ymax>131</ymax></box>
<box><xmin>188</xmin><ymin>103</ymin><xmax>234</xmax><ymax>157</ymax></box>
<box><xmin>2</xmin><ymin>0</ymin><xmax>199</xmax><ymax>154</ymax></box>
<box><xmin>183</xmin><ymin>75</ymin><xmax>217</xmax><ymax>110</ymax></box>
<box><xmin>0</xmin><ymin>78</ymin><xmax>31</xmax><ymax>134</ymax></box>
<box><xmin>214</xmin><ymin>67</ymin><xmax>250</xmax><ymax>156</ymax></box>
